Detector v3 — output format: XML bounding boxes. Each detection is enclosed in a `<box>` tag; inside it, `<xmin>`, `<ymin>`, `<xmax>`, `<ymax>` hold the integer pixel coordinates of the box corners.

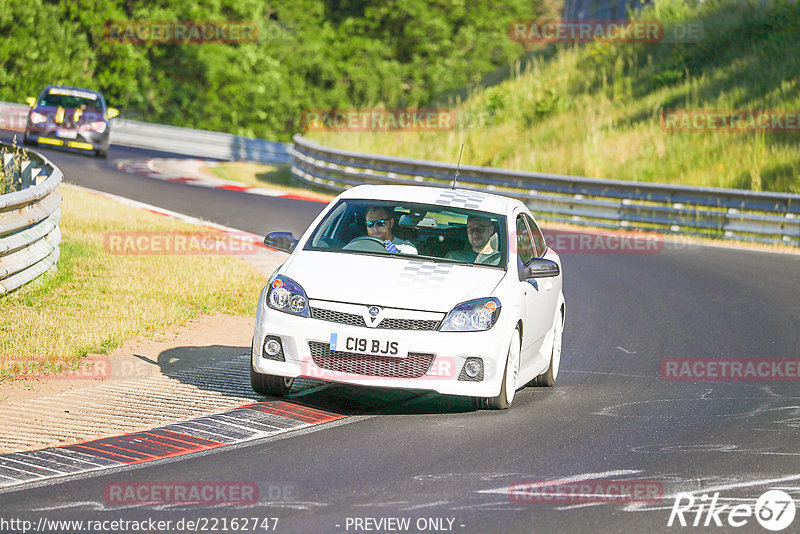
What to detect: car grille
<box><xmin>308</xmin><ymin>341</ymin><xmax>435</xmax><ymax>378</ymax></box>
<box><xmin>310</xmin><ymin>307</ymin><xmax>439</xmax><ymax>331</ymax></box>
<box><xmin>310</xmin><ymin>308</ymin><xmax>366</xmax><ymax>327</ymax></box>
<box><xmin>377</xmin><ymin>318</ymin><xmax>439</xmax><ymax>331</ymax></box>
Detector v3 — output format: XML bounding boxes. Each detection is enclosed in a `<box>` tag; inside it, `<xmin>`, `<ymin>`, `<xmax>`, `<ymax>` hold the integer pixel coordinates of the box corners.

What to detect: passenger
<box><xmin>446</xmin><ymin>215</ymin><xmax>497</xmax><ymax>263</ymax></box>
<box><xmin>365</xmin><ymin>206</ymin><xmax>418</xmax><ymax>254</ymax></box>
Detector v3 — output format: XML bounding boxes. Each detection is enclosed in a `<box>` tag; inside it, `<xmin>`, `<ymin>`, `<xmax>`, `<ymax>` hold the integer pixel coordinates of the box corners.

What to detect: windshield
<box><xmin>305</xmin><ymin>199</ymin><xmax>507</xmax><ymax>268</ymax></box>
<box><xmin>39</xmin><ymin>90</ymin><xmax>103</xmax><ymax>111</ymax></box>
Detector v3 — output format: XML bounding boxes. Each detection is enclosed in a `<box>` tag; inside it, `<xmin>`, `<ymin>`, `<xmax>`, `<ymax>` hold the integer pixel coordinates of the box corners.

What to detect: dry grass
<box><xmin>0</xmin><ymin>185</ymin><xmax>266</xmax><ymax>381</ymax></box>
<box><xmin>0</xmin><ymin>140</ymin><xmax>27</xmax><ymax>194</ymax></box>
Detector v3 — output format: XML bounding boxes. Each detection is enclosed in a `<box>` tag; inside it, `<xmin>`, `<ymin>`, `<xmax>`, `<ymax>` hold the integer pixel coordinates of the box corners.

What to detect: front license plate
<box><xmin>329</xmin><ymin>333</ymin><xmax>407</xmax><ymax>358</ymax></box>
<box><xmin>56</xmin><ymin>130</ymin><xmax>77</xmax><ymax>139</ymax></box>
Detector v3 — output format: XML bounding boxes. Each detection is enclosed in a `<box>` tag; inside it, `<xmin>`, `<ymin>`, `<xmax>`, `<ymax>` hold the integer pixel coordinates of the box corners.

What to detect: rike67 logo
<box><xmin>668</xmin><ymin>490</ymin><xmax>796</xmax><ymax>531</ymax></box>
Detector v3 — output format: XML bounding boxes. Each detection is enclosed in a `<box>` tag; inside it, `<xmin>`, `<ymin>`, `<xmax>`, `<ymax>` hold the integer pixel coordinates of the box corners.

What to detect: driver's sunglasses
<box><xmin>366</xmin><ymin>219</ymin><xmax>388</xmax><ymax>228</ymax></box>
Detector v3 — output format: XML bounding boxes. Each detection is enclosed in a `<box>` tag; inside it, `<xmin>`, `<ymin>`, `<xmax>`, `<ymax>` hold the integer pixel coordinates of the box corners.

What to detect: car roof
<box><xmin>337</xmin><ymin>184</ymin><xmax>522</xmax><ymax>215</ymax></box>
<box><xmin>40</xmin><ymin>85</ymin><xmax>105</xmax><ymax>100</ymax></box>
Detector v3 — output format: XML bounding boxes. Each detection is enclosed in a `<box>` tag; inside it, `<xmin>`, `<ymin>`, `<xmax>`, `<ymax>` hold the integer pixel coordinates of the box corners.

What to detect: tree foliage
<box><xmin>0</xmin><ymin>0</ymin><xmax>540</xmax><ymax>140</ymax></box>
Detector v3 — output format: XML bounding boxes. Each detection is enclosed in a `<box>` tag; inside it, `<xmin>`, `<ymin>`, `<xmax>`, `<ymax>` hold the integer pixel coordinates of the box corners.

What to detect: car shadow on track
<box><xmin>154</xmin><ymin>346</ymin><xmax>476</xmax><ymax>417</ymax></box>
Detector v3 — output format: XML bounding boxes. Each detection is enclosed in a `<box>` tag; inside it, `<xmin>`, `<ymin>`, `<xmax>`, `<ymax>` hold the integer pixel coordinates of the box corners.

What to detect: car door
<box><xmin>515</xmin><ymin>213</ymin><xmax>552</xmax><ymax>370</ymax></box>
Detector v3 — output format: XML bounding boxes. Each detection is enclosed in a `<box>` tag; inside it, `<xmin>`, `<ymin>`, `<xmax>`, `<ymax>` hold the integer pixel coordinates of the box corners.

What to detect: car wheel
<box><xmin>474</xmin><ymin>327</ymin><xmax>520</xmax><ymax>410</ymax></box>
<box><xmin>528</xmin><ymin>309</ymin><xmax>563</xmax><ymax>387</ymax></box>
<box><xmin>250</xmin><ymin>338</ymin><xmax>293</xmax><ymax>396</ymax></box>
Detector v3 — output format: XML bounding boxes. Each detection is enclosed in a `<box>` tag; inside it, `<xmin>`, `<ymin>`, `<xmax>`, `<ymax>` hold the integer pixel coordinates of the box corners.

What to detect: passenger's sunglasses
<box><xmin>366</xmin><ymin>219</ymin><xmax>388</xmax><ymax>228</ymax></box>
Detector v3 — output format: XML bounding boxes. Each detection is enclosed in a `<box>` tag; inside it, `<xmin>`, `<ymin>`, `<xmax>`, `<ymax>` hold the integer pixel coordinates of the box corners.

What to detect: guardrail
<box><xmin>291</xmin><ymin>135</ymin><xmax>800</xmax><ymax>247</ymax></box>
<box><xmin>109</xmin><ymin>119</ymin><xmax>291</xmax><ymax>163</ymax></box>
<box><xmin>0</xmin><ymin>101</ymin><xmax>291</xmax><ymax>164</ymax></box>
<box><xmin>0</xmin><ymin>143</ymin><xmax>61</xmax><ymax>295</ymax></box>
<box><xmin>4</xmin><ymin>99</ymin><xmax>798</xmax><ymax>246</ymax></box>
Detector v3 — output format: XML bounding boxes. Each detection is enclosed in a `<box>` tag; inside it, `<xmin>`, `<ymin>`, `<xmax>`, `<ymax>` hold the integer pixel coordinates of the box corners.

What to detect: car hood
<box><xmin>284</xmin><ymin>251</ymin><xmax>505</xmax><ymax>312</ymax></box>
<box><xmin>33</xmin><ymin>106</ymin><xmax>104</xmax><ymax>126</ymax></box>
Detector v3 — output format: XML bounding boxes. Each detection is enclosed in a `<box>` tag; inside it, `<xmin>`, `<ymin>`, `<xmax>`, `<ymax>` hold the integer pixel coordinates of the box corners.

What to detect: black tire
<box><xmin>528</xmin><ymin>358</ymin><xmax>555</xmax><ymax>387</ymax></box>
<box><xmin>474</xmin><ymin>328</ymin><xmax>520</xmax><ymax>410</ymax></box>
<box><xmin>528</xmin><ymin>311</ymin><xmax>563</xmax><ymax>387</ymax></box>
<box><xmin>250</xmin><ymin>338</ymin><xmax>293</xmax><ymax>396</ymax></box>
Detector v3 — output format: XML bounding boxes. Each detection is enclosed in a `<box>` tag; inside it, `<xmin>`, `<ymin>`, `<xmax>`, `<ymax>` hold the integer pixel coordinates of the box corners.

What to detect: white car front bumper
<box><xmin>252</xmin><ymin>293</ymin><xmax>516</xmax><ymax>398</ymax></box>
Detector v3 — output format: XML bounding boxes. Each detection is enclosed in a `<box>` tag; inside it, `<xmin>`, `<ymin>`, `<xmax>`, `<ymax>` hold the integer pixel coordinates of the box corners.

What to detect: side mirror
<box><xmin>106</xmin><ymin>107</ymin><xmax>120</xmax><ymax>119</ymax></box>
<box><xmin>519</xmin><ymin>258</ymin><xmax>559</xmax><ymax>280</ymax></box>
<box><xmin>25</xmin><ymin>97</ymin><xmax>36</xmax><ymax>108</ymax></box>
<box><xmin>264</xmin><ymin>231</ymin><xmax>298</xmax><ymax>253</ymax></box>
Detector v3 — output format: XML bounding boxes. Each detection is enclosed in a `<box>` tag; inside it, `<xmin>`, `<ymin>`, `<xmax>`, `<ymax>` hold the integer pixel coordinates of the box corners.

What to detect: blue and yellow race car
<box><xmin>23</xmin><ymin>85</ymin><xmax>119</xmax><ymax>158</ymax></box>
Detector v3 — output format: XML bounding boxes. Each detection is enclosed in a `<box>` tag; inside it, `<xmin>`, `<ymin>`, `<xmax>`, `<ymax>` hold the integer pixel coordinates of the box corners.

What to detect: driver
<box><xmin>365</xmin><ymin>206</ymin><xmax>417</xmax><ymax>254</ymax></box>
<box><xmin>446</xmin><ymin>214</ymin><xmax>497</xmax><ymax>263</ymax></box>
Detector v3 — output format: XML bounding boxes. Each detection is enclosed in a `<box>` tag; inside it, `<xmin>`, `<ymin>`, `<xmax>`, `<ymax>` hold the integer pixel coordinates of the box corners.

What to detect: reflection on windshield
<box><xmin>305</xmin><ymin>199</ymin><xmax>507</xmax><ymax>268</ymax></box>
<box><xmin>39</xmin><ymin>94</ymin><xmax>102</xmax><ymax>111</ymax></box>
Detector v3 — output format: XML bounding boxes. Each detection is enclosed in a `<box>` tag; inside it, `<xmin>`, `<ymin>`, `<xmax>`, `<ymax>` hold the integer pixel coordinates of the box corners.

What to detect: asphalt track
<box><xmin>2</xmin><ymin>132</ymin><xmax>799</xmax><ymax>533</ymax></box>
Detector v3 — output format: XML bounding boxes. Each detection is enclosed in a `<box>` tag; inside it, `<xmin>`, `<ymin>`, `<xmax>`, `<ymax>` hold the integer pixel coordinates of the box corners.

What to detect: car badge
<box><xmin>368</xmin><ymin>306</ymin><xmax>381</xmax><ymax>317</ymax></box>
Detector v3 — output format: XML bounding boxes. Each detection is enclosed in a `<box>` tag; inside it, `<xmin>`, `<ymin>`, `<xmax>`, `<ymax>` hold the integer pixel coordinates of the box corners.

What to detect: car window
<box><xmin>309</xmin><ymin>201</ymin><xmax>349</xmax><ymax>247</ymax></box>
<box><xmin>524</xmin><ymin>213</ymin><xmax>546</xmax><ymax>257</ymax></box>
<box><xmin>515</xmin><ymin>214</ymin><xmax>535</xmax><ymax>265</ymax></box>
<box><xmin>305</xmin><ymin>199</ymin><xmax>507</xmax><ymax>268</ymax></box>
<box><xmin>39</xmin><ymin>91</ymin><xmax>103</xmax><ymax>111</ymax></box>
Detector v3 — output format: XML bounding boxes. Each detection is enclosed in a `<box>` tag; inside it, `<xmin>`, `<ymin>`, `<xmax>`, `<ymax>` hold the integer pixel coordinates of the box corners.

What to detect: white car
<box><xmin>251</xmin><ymin>185</ymin><xmax>565</xmax><ymax>409</ymax></box>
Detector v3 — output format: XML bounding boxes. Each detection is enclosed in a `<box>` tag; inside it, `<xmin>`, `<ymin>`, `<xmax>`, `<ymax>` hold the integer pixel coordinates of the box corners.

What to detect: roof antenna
<box><xmin>451</xmin><ymin>144</ymin><xmax>464</xmax><ymax>189</ymax></box>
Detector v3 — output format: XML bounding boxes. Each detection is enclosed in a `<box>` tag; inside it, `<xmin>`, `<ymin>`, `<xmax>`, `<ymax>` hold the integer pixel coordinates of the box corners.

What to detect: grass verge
<box><xmin>204</xmin><ymin>162</ymin><xmax>335</xmax><ymax>201</ymax></box>
<box><xmin>0</xmin><ymin>185</ymin><xmax>266</xmax><ymax>382</ymax></box>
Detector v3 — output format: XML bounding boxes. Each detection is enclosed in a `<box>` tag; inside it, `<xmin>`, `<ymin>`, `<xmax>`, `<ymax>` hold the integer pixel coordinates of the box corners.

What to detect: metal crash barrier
<box><xmin>0</xmin><ymin>143</ymin><xmax>62</xmax><ymax>294</ymax></box>
<box><xmin>291</xmin><ymin>135</ymin><xmax>800</xmax><ymax>247</ymax></box>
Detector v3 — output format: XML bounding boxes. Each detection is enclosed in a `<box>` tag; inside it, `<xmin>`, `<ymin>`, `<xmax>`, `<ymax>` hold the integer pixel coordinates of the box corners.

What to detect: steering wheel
<box><xmin>343</xmin><ymin>236</ymin><xmax>388</xmax><ymax>252</ymax></box>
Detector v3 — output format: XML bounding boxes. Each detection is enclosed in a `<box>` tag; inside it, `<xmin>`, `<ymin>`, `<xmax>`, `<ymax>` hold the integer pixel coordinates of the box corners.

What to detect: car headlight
<box><xmin>29</xmin><ymin>112</ymin><xmax>46</xmax><ymax>124</ymax></box>
<box><xmin>266</xmin><ymin>275</ymin><xmax>310</xmax><ymax>317</ymax></box>
<box><xmin>439</xmin><ymin>297</ymin><xmax>501</xmax><ymax>332</ymax></box>
<box><xmin>89</xmin><ymin>121</ymin><xmax>107</xmax><ymax>133</ymax></box>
